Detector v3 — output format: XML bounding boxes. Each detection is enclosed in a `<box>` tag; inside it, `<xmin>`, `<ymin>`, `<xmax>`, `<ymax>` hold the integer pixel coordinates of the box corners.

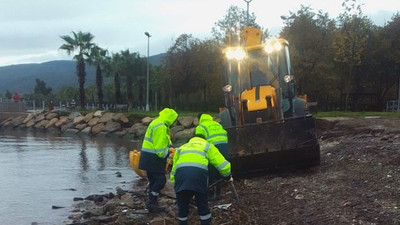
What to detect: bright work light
<box><xmin>225</xmin><ymin>47</ymin><xmax>246</xmax><ymax>60</ymax></box>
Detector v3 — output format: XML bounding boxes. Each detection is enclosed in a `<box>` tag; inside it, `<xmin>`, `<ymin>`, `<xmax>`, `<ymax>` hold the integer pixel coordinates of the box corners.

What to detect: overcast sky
<box><xmin>0</xmin><ymin>0</ymin><xmax>398</xmax><ymax>67</ymax></box>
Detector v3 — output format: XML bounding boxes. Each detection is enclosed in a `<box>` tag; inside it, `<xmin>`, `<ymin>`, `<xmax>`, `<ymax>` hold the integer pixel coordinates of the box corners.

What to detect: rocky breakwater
<box><xmin>0</xmin><ymin>110</ymin><xmax>215</xmax><ymax>225</ymax></box>
<box><xmin>0</xmin><ymin>110</ymin><xmax>200</xmax><ymax>146</ymax></box>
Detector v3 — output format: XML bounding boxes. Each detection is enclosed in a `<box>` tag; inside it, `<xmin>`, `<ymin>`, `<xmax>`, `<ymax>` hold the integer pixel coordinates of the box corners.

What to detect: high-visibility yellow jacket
<box><xmin>170</xmin><ymin>137</ymin><xmax>231</xmax><ymax>193</ymax></box>
<box><xmin>195</xmin><ymin>114</ymin><xmax>228</xmax><ymax>146</ymax></box>
<box><xmin>138</xmin><ymin>108</ymin><xmax>178</xmax><ymax>172</ymax></box>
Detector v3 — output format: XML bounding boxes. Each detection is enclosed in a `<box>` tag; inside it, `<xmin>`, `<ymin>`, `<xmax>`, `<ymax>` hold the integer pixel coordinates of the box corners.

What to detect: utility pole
<box><xmin>144</xmin><ymin>32</ymin><xmax>151</xmax><ymax>111</ymax></box>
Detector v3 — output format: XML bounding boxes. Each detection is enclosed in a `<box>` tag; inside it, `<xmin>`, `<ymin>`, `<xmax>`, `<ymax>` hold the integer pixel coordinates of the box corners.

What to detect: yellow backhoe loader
<box><xmin>129</xmin><ymin>27</ymin><xmax>320</xmax><ymax>178</ymax></box>
<box><xmin>219</xmin><ymin>27</ymin><xmax>320</xmax><ymax>177</ymax></box>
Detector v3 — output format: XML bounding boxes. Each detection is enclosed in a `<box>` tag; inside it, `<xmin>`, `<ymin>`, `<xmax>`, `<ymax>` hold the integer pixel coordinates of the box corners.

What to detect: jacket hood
<box><xmin>159</xmin><ymin>108</ymin><xmax>178</xmax><ymax>126</ymax></box>
<box><xmin>189</xmin><ymin>136</ymin><xmax>208</xmax><ymax>143</ymax></box>
<box><xmin>199</xmin><ymin>113</ymin><xmax>213</xmax><ymax>124</ymax></box>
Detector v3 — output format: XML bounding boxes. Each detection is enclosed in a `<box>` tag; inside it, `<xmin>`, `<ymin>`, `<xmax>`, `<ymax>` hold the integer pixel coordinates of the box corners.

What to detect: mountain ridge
<box><xmin>0</xmin><ymin>53</ymin><xmax>166</xmax><ymax>95</ymax></box>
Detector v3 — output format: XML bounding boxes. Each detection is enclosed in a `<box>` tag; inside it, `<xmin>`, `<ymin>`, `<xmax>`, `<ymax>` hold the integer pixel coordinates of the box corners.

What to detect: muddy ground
<box><xmin>207</xmin><ymin>116</ymin><xmax>400</xmax><ymax>225</ymax></box>
<box><xmin>68</xmin><ymin>116</ymin><xmax>400</xmax><ymax>225</ymax></box>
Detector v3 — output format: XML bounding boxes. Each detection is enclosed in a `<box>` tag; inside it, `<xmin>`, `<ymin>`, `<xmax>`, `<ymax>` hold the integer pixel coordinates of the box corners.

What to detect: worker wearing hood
<box><xmin>195</xmin><ymin>113</ymin><xmax>229</xmax><ymax>200</ymax></box>
<box><xmin>139</xmin><ymin>107</ymin><xmax>178</xmax><ymax>212</ymax></box>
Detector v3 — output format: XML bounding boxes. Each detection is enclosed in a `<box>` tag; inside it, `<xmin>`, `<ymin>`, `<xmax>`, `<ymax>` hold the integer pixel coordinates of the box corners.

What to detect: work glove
<box><xmin>169</xmin><ymin>148</ymin><xmax>176</xmax><ymax>158</ymax></box>
<box><xmin>224</xmin><ymin>175</ymin><xmax>233</xmax><ymax>182</ymax></box>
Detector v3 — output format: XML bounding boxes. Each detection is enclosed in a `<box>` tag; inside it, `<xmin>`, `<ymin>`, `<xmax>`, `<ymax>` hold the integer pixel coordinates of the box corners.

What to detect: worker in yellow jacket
<box><xmin>170</xmin><ymin>135</ymin><xmax>231</xmax><ymax>225</ymax></box>
<box><xmin>139</xmin><ymin>108</ymin><xmax>178</xmax><ymax>213</ymax></box>
<box><xmin>195</xmin><ymin>113</ymin><xmax>229</xmax><ymax>200</ymax></box>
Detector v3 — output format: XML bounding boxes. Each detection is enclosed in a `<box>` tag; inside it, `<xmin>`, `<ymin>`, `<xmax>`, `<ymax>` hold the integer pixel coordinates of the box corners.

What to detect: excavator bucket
<box><xmin>227</xmin><ymin>115</ymin><xmax>320</xmax><ymax>177</ymax></box>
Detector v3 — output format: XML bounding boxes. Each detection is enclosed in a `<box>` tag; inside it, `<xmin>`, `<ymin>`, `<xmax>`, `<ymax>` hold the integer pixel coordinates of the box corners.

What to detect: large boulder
<box><xmin>68</xmin><ymin>112</ymin><xmax>81</xmax><ymax>120</ymax></box>
<box><xmin>103</xmin><ymin>121</ymin><xmax>121</xmax><ymax>133</ymax></box>
<box><xmin>45</xmin><ymin>112</ymin><xmax>58</xmax><ymax>120</ymax></box>
<box><xmin>141</xmin><ymin>117</ymin><xmax>153</xmax><ymax>125</ymax></box>
<box><xmin>81</xmin><ymin>126</ymin><xmax>92</xmax><ymax>134</ymax></box>
<box><xmin>75</xmin><ymin>123</ymin><xmax>88</xmax><ymax>131</ymax></box>
<box><xmin>33</xmin><ymin>110</ymin><xmax>44</xmax><ymax>116</ymax></box>
<box><xmin>12</xmin><ymin>115</ymin><xmax>26</xmax><ymax>127</ymax></box>
<box><xmin>171</xmin><ymin>125</ymin><xmax>185</xmax><ymax>136</ymax></box>
<box><xmin>173</xmin><ymin>127</ymin><xmax>195</xmax><ymax>146</ymax></box>
<box><xmin>35</xmin><ymin>113</ymin><xmax>45</xmax><ymax>123</ymax></box>
<box><xmin>177</xmin><ymin>116</ymin><xmax>195</xmax><ymax>128</ymax></box>
<box><xmin>128</xmin><ymin>123</ymin><xmax>147</xmax><ymax>138</ymax></box>
<box><xmin>93</xmin><ymin>110</ymin><xmax>105</xmax><ymax>117</ymax></box>
<box><xmin>84</xmin><ymin>112</ymin><xmax>94</xmax><ymax>123</ymax></box>
<box><xmin>26</xmin><ymin>119</ymin><xmax>36</xmax><ymax>128</ymax></box>
<box><xmin>0</xmin><ymin>117</ymin><xmax>12</xmax><ymax>127</ymax></box>
<box><xmin>61</xmin><ymin>122</ymin><xmax>74</xmax><ymax>132</ymax></box>
<box><xmin>88</xmin><ymin>117</ymin><xmax>100</xmax><ymax>126</ymax></box>
<box><xmin>112</xmin><ymin>113</ymin><xmax>129</xmax><ymax>123</ymax></box>
<box><xmin>35</xmin><ymin>120</ymin><xmax>49</xmax><ymax>129</ymax></box>
<box><xmin>45</xmin><ymin>118</ymin><xmax>59</xmax><ymax>129</ymax></box>
<box><xmin>73</xmin><ymin>116</ymin><xmax>85</xmax><ymax>125</ymax></box>
<box><xmin>23</xmin><ymin>114</ymin><xmax>34</xmax><ymax>124</ymax></box>
<box><xmin>55</xmin><ymin>116</ymin><xmax>69</xmax><ymax>127</ymax></box>
<box><xmin>92</xmin><ymin>123</ymin><xmax>105</xmax><ymax>134</ymax></box>
<box><xmin>99</xmin><ymin>113</ymin><xmax>114</xmax><ymax>123</ymax></box>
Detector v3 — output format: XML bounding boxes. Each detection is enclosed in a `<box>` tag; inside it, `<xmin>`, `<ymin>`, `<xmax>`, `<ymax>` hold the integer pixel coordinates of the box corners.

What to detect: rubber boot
<box><xmin>146</xmin><ymin>193</ymin><xmax>165</xmax><ymax>213</ymax></box>
<box><xmin>178</xmin><ymin>220</ymin><xmax>188</xmax><ymax>225</ymax></box>
<box><xmin>200</xmin><ymin>218</ymin><xmax>211</xmax><ymax>225</ymax></box>
<box><xmin>146</xmin><ymin>200</ymin><xmax>165</xmax><ymax>213</ymax></box>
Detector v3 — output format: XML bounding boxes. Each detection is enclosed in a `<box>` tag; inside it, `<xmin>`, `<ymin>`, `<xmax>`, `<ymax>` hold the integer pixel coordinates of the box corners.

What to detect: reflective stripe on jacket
<box><xmin>195</xmin><ymin>114</ymin><xmax>228</xmax><ymax>146</ymax></box>
<box><xmin>138</xmin><ymin>108</ymin><xmax>178</xmax><ymax>172</ymax></box>
<box><xmin>170</xmin><ymin>137</ymin><xmax>231</xmax><ymax>185</ymax></box>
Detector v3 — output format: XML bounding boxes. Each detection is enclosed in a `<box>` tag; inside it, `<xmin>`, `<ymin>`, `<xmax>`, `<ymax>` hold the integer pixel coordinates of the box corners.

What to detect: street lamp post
<box><xmin>145</xmin><ymin>32</ymin><xmax>151</xmax><ymax>111</ymax></box>
<box><xmin>244</xmin><ymin>0</ymin><xmax>252</xmax><ymax>26</ymax></box>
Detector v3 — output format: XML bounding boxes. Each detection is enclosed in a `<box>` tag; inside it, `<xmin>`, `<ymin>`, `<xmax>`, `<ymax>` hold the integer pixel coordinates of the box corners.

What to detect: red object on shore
<box><xmin>13</xmin><ymin>92</ymin><xmax>20</xmax><ymax>102</ymax></box>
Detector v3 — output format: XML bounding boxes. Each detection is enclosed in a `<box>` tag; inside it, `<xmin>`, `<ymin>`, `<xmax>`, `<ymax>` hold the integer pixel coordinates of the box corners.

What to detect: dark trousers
<box><xmin>209</xmin><ymin>143</ymin><xmax>229</xmax><ymax>181</ymax></box>
<box><xmin>146</xmin><ymin>171</ymin><xmax>166</xmax><ymax>203</ymax></box>
<box><xmin>176</xmin><ymin>190</ymin><xmax>211</xmax><ymax>225</ymax></box>
<box><xmin>208</xmin><ymin>143</ymin><xmax>229</xmax><ymax>198</ymax></box>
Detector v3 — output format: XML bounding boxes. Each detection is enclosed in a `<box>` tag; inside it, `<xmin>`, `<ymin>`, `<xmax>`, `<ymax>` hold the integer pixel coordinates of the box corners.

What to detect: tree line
<box><xmin>5</xmin><ymin>0</ymin><xmax>399</xmax><ymax>112</ymax></box>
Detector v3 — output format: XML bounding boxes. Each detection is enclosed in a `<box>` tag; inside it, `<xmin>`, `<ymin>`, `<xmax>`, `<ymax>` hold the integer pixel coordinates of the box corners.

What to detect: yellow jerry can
<box><xmin>129</xmin><ymin>150</ymin><xmax>147</xmax><ymax>179</ymax></box>
<box><xmin>129</xmin><ymin>148</ymin><xmax>176</xmax><ymax>179</ymax></box>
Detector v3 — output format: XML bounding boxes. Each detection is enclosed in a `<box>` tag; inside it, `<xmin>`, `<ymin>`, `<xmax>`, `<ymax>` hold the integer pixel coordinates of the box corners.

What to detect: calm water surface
<box><xmin>0</xmin><ymin>129</ymin><xmax>141</xmax><ymax>225</ymax></box>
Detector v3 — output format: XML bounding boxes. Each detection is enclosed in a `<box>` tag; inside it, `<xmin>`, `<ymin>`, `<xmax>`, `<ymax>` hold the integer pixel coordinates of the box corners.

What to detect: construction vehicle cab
<box><xmin>219</xmin><ymin>27</ymin><xmax>320</xmax><ymax>177</ymax></box>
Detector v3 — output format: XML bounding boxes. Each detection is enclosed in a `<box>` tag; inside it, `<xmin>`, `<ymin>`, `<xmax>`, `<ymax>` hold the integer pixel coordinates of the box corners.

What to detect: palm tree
<box><xmin>59</xmin><ymin>31</ymin><xmax>95</xmax><ymax>109</ymax></box>
<box><xmin>110</xmin><ymin>53</ymin><xmax>123</xmax><ymax>104</ymax></box>
<box><xmin>89</xmin><ymin>45</ymin><xmax>108</xmax><ymax>109</ymax></box>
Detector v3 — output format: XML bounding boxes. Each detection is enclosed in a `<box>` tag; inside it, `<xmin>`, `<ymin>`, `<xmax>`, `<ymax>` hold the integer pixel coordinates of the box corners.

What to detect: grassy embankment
<box><xmin>315</xmin><ymin>111</ymin><xmax>400</xmax><ymax>118</ymax></box>
<box><xmin>77</xmin><ymin>108</ymin><xmax>400</xmax><ymax>119</ymax></box>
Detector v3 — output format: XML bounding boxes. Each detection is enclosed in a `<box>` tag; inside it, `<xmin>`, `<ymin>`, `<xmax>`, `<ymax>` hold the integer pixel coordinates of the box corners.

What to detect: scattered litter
<box><xmin>364</xmin><ymin>116</ymin><xmax>381</xmax><ymax>119</ymax></box>
<box><xmin>213</xmin><ymin>203</ymin><xmax>232</xmax><ymax>210</ymax></box>
<box><xmin>295</xmin><ymin>194</ymin><xmax>304</xmax><ymax>200</ymax></box>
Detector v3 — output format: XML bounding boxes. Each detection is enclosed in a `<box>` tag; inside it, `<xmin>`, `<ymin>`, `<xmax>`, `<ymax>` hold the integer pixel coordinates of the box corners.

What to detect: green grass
<box><xmin>74</xmin><ymin>108</ymin><xmax>400</xmax><ymax>119</ymax></box>
<box><xmin>315</xmin><ymin>111</ymin><xmax>400</xmax><ymax>118</ymax></box>
<box><xmin>76</xmin><ymin>109</ymin><xmax>219</xmax><ymax>118</ymax></box>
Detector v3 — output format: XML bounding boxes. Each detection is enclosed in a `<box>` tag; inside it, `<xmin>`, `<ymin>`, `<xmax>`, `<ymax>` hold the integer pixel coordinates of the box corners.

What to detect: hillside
<box><xmin>0</xmin><ymin>60</ymin><xmax>96</xmax><ymax>95</ymax></box>
<box><xmin>0</xmin><ymin>53</ymin><xmax>166</xmax><ymax>95</ymax></box>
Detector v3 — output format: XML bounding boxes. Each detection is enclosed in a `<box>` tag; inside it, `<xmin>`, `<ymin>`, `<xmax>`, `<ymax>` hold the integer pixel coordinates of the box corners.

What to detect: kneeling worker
<box><xmin>138</xmin><ymin>107</ymin><xmax>178</xmax><ymax>213</ymax></box>
<box><xmin>170</xmin><ymin>134</ymin><xmax>232</xmax><ymax>225</ymax></box>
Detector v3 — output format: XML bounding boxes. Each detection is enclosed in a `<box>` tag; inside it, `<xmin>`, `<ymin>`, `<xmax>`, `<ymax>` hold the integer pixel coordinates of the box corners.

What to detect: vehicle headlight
<box><xmin>264</xmin><ymin>43</ymin><xmax>273</xmax><ymax>53</ymax></box>
<box><xmin>225</xmin><ymin>47</ymin><xmax>246</xmax><ymax>60</ymax></box>
<box><xmin>274</xmin><ymin>42</ymin><xmax>282</xmax><ymax>51</ymax></box>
